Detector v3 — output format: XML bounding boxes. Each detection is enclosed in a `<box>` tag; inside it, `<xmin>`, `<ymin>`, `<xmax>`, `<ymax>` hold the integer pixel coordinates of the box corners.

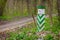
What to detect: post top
<box><xmin>37</xmin><ymin>5</ymin><xmax>45</xmax><ymax>9</ymax></box>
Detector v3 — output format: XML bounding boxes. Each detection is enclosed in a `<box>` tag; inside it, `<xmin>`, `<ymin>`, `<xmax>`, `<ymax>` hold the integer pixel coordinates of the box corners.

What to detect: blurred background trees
<box><xmin>57</xmin><ymin>0</ymin><xmax>60</xmax><ymax>24</ymax></box>
<box><xmin>0</xmin><ymin>0</ymin><xmax>59</xmax><ymax>25</ymax></box>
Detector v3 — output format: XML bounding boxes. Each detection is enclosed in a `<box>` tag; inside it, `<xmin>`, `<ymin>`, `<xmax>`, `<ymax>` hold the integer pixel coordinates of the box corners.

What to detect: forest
<box><xmin>0</xmin><ymin>0</ymin><xmax>60</xmax><ymax>40</ymax></box>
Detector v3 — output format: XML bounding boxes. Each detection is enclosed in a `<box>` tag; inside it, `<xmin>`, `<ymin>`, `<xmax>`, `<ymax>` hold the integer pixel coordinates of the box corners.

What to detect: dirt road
<box><xmin>0</xmin><ymin>17</ymin><xmax>34</xmax><ymax>32</ymax></box>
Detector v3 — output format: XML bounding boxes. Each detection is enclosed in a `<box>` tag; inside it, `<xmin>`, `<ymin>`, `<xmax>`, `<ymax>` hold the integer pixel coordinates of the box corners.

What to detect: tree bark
<box><xmin>46</xmin><ymin>0</ymin><xmax>53</xmax><ymax>26</ymax></box>
<box><xmin>0</xmin><ymin>0</ymin><xmax>7</xmax><ymax>16</ymax></box>
<box><xmin>0</xmin><ymin>0</ymin><xmax>7</xmax><ymax>21</ymax></box>
<box><xmin>57</xmin><ymin>0</ymin><xmax>60</xmax><ymax>24</ymax></box>
<box><xmin>40</xmin><ymin>0</ymin><xmax>45</xmax><ymax>6</ymax></box>
<box><xmin>34</xmin><ymin>0</ymin><xmax>37</xmax><ymax>15</ymax></box>
<box><xmin>26</xmin><ymin>0</ymin><xmax>30</xmax><ymax>14</ymax></box>
<box><xmin>32</xmin><ymin>0</ymin><xmax>37</xmax><ymax>25</ymax></box>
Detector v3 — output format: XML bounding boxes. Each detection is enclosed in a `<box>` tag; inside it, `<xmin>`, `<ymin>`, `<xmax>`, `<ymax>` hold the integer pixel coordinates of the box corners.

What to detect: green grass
<box><xmin>44</xmin><ymin>16</ymin><xmax>60</xmax><ymax>40</ymax></box>
<box><xmin>6</xmin><ymin>23</ymin><xmax>39</xmax><ymax>40</ymax></box>
<box><xmin>2</xmin><ymin>8</ymin><xmax>31</xmax><ymax>21</ymax></box>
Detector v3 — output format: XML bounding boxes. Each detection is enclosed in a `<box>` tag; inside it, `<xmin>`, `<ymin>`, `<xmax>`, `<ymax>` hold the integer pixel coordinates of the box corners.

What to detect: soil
<box><xmin>0</xmin><ymin>21</ymin><xmax>9</xmax><ymax>25</ymax></box>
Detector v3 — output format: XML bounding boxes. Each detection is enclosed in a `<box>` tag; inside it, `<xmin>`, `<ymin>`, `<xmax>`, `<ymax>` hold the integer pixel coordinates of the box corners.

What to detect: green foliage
<box><xmin>3</xmin><ymin>9</ymin><xmax>29</xmax><ymax>21</ymax></box>
<box><xmin>44</xmin><ymin>16</ymin><xmax>60</xmax><ymax>33</ymax></box>
<box><xmin>44</xmin><ymin>18</ymin><xmax>51</xmax><ymax>31</ymax></box>
<box><xmin>6</xmin><ymin>31</ymin><xmax>38</xmax><ymax>40</ymax></box>
<box><xmin>51</xmin><ymin>16</ymin><xmax>60</xmax><ymax>34</ymax></box>
<box><xmin>44</xmin><ymin>34</ymin><xmax>54</xmax><ymax>40</ymax></box>
<box><xmin>16</xmin><ymin>32</ymin><xmax>26</xmax><ymax>40</ymax></box>
<box><xmin>44</xmin><ymin>16</ymin><xmax>60</xmax><ymax>40</ymax></box>
<box><xmin>6</xmin><ymin>23</ymin><xmax>38</xmax><ymax>40</ymax></box>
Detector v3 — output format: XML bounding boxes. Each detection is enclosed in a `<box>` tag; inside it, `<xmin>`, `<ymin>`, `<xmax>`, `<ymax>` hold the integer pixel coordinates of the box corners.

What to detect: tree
<box><xmin>26</xmin><ymin>0</ymin><xmax>30</xmax><ymax>14</ymax></box>
<box><xmin>22</xmin><ymin>0</ymin><xmax>23</xmax><ymax>15</ymax></box>
<box><xmin>26</xmin><ymin>0</ymin><xmax>37</xmax><ymax>25</ymax></box>
<box><xmin>0</xmin><ymin>0</ymin><xmax>7</xmax><ymax>20</ymax></box>
<box><xmin>46</xmin><ymin>0</ymin><xmax>53</xmax><ymax>26</ymax></box>
<box><xmin>39</xmin><ymin>0</ymin><xmax>45</xmax><ymax>5</ymax></box>
<box><xmin>33</xmin><ymin>0</ymin><xmax>37</xmax><ymax>15</ymax></box>
<box><xmin>57</xmin><ymin>0</ymin><xmax>60</xmax><ymax>24</ymax></box>
<box><xmin>31</xmin><ymin>0</ymin><xmax>37</xmax><ymax>25</ymax></box>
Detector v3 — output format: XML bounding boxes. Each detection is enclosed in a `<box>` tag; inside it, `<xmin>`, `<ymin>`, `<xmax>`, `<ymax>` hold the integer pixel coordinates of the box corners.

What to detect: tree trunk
<box><xmin>57</xmin><ymin>0</ymin><xmax>60</xmax><ymax>24</ymax></box>
<box><xmin>47</xmin><ymin>0</ymin><xmax>53</xmax><ymax>26</ymax></box>
<box><xmin>40</xmin><ymin>0</ymin><xmax>45</xmax><ymax>6</ymax></box>
<box><xmin>0</xmin><ymin>0</ymin><xmax>7</xmax><ymax>21</ymax></box>
<box><xmin>34</xmin><ymin>0</ymin><xmax>37</xmax><ymax>15</ymax></box>
<box><xmin>31</xmin><ymin>0</ymin><xmax>37</xmax><ymax>25</ymax></box>
<box><xmin>26</xmin><ymin>0</ymin><xmax>30</xmax><ymax>14</ymax></box>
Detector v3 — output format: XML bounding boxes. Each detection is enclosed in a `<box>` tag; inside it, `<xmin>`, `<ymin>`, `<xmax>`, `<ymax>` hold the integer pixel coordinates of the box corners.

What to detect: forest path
<box><xmin>0</xmin><ymin>17</ymin><xmax>34</xmax><ymax>32</ymax></box>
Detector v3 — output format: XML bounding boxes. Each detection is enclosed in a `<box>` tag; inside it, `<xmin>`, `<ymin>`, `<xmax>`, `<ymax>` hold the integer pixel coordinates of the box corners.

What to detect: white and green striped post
<box><xmin>37</xmin><ymin>5</ymin><xmax>45</xmax><ymax>32</ymax></box>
